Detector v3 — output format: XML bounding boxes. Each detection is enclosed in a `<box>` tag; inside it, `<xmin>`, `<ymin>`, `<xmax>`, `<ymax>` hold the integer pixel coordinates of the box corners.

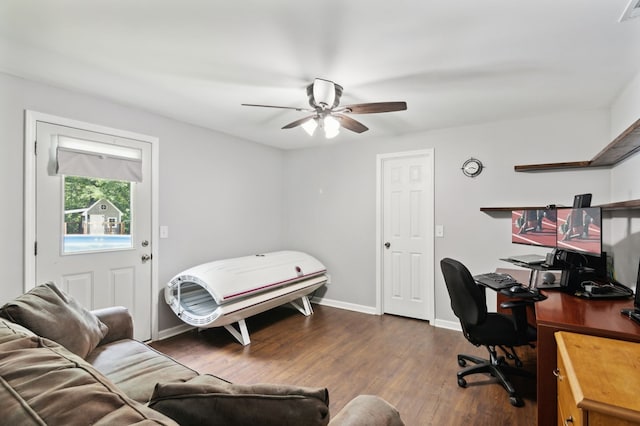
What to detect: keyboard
<box><xmin>474</xmin><ymin>272</ymin><xmax>519</xmax><ymax>290</ymax></box>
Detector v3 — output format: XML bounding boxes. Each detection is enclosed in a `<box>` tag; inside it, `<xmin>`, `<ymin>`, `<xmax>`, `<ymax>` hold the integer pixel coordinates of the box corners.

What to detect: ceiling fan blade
<box><xmin>333</xmin><ymin>113</ymin><xmax>368</xmax><ymax>133</ymax></box>
<box><xmin>282</xmin><ymin>114</ymin><xmax>317</xmax><ymax>129</ymax></box>
<box><xmin>242</xmin><ymin>103</ymin><xmax>312</xmax><ymax>112</ymax></box>
<box><xmin>340</xmin><ymin>101</ymin><xmax>407</xmax><ymax>114</ymax></box>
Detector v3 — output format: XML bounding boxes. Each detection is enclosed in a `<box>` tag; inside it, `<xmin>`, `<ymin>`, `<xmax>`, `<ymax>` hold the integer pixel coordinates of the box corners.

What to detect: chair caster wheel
<box><xmin>457</xmin><ymin>377</ymin><xmax>467</xmax><ymax>388</ymax></box>
<box><xmin>457</xmin><ymin>358</ymin><xmax>467</xmax><ymax>367</ymax></box>
<box><xmin>509</xmin><ymin>396</ymin><xmax>523</xmax><ymax>407</ymax></box>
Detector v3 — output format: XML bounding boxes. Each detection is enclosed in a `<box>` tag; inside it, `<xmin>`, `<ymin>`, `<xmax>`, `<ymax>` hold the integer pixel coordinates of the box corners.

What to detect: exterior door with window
<box><xmin>379</xmin><ymin>150</ymin><xmax>434</xmax><ymax>321</ymax></box>
<box><xmin>34</xmin><ymin>121</ymin><xmax>153</xmax><ymax>341</ymax></box>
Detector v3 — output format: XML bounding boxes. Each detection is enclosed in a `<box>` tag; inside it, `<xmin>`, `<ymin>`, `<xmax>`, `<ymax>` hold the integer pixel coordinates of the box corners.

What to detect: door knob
<box><xmin>141</xmin><ymin>254</ymin><xmax>151</xmax><ymax>263</ymax></box>
<box><xmin>384</xmin><ymin>242</ymin><xmax>391</xmax><ymax>249</ymax></box>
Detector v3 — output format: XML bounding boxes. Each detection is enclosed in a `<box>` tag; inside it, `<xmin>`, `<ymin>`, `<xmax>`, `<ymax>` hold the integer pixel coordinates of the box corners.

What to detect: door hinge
<box><xmin>34</xmin><ymin>241</ymin><xmax>37</xmax><ymax>256</ymax></box>
<box><xmin>34</xmin><ymin>140</ymin><xmax>37</xmax><ymax>155</ymax></box>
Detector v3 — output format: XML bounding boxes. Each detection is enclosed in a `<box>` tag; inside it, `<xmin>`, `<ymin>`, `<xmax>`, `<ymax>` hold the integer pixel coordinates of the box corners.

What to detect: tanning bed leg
<box><xmin>290</xmin><ymin>295</ymin><xmax>314</xmax><ymax>316</ymax></box>
<box><xmin>224</xmin><ymin>319</ymin><xmax>251</xmax><ymax>346</ymax></box>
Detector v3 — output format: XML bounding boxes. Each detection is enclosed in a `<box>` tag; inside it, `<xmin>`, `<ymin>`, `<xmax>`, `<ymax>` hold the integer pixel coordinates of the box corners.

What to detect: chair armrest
<box><xmin>91</xmin><ymin>306</ymin><xmax>134</xmax><ymax>344</ymax></box>
<box><xmin>499</xmin><ymin>300</ymin><xmax>534</xmax><ymax>334</ymax></box>
<box><xmin>329</xmin><ymin>395</ymin><xmax>404</xmax><ymax>426</ymax></box>
<box><xmin>499</xmin><ymin>300</ymin><xmax>534</xmax><ymax>310</ymax></box>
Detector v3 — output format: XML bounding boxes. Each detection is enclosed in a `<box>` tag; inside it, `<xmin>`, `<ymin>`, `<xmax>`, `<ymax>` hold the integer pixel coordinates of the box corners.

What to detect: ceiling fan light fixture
<box><xmin>301</xmin><ymin>118</ymin><xmax>318</xmax><ymax>136</ymax></box>
<box><xmin>244</xmin><ymin>78</ymin><xmax>405</xmax><ymax>138</ymax></box>
<box><xmin>323</xmin><ymin>115</ymin><xmax>340</xmax><ymax>139</ymax></box>
<box><xmin>312</xmin><ymin>78</ymin><xmax>336</xmax><ymax>109</ymax></box>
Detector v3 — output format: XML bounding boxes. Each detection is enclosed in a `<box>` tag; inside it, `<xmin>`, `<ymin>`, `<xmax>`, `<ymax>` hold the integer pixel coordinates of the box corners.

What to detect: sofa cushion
<box><xmin>0</xmin><ymin>318</ymin><xmax>37</xmax><ymax>345</ymax></box>
<box><xmin>329</xmin><ymin>395</ymin><xmax>405</xmax><ymax>426</ymax></box>
<box><xmin>0</xmin><ymin>282</ymin><xmax>108</xmax><ymax>358</ymax></box>
<box><xmin>0</xmin><ymin>334</ymin><xmax>177</xmax><ymax>426</ymax></box>
<box><xmin>86</xmin><ymin>338</ymin><xmax>199</xmax><ymax>403</ymax></box>
<box><xmin>148</xmin><ymin>374</ymin><xmax>330</xmax><ymax>426</ymax></box>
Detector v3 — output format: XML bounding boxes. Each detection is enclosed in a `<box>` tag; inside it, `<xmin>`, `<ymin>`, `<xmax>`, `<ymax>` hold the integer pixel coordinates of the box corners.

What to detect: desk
<box><xmin>496</xmin><ymin>268</ymin><xmax>640</xmax><ymax>425</ymax></box>
<box><xmin>535</xmin><ymin>291</ymin><xmax>640</xmax><ymax>426</ymax></box>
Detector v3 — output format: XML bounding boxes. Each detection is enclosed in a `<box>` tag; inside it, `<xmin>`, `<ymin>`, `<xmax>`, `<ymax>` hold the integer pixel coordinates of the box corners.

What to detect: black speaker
<box><xmin>572</xmin><ymin>193</ymin><xmax>592</xmax><ymax>208</ymax></box>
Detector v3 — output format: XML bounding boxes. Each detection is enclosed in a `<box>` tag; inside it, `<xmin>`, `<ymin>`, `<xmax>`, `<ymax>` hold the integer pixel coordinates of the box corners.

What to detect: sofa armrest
<box><xmin>329</xmin><ymin>395</ymin><xmax>404</xmax><ymax>426</ymax></box>
<box><xmin>91</xmin><ymin>306</ymin><xmax>134</xmax><ymax>345</ymax></box>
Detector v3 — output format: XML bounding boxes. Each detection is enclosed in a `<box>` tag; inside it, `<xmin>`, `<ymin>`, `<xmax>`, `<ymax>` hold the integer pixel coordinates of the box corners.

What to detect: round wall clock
<box><xmin>461</xmin><ymin>158</ymin><xmax>483</xmax><ymax>177</ymax></box>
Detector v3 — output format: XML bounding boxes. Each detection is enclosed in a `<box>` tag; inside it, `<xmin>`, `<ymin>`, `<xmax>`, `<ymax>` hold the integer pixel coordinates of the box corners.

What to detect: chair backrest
<box><xmin>440</xmin><ymin>258</ymin><xmax>487</xmax><ymax>327</ymax></box>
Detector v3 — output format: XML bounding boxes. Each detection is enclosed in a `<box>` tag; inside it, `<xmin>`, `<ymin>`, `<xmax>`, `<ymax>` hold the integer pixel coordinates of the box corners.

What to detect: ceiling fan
<box><xmin>242</xmin><ymin>78</ymin><xmax>407</xmax><ymax>138</ymax></box>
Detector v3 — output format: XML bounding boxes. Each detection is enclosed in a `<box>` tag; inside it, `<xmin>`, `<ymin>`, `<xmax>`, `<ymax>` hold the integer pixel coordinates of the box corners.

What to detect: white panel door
<box><xmin>35</xmin><ymin>121</ymin><xmax>153</xmax><ymax>341</ymax></box>
<box><xmin>381</xmin><ymin>151</ymin><xmax>434</xmax><ymax>320</ymax></box>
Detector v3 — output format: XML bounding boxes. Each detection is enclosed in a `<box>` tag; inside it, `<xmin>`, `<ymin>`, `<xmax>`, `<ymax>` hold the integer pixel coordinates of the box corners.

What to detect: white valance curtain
<box><xmin>55</xmin><ymin>136</ymin><xmax>143</xmax><ymax>182</ymax></box>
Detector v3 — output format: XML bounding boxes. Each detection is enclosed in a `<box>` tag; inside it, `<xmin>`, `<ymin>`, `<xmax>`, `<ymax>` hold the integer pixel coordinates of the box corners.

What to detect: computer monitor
<box><xmin>511</xmin><ymin>208</ymin><xmax>557</xmax><ymax>248</ymax></box>
<box><xmin>556</xmin><ymin>207</ymin><xmax>602</xmax><ymax>256</ymax></box>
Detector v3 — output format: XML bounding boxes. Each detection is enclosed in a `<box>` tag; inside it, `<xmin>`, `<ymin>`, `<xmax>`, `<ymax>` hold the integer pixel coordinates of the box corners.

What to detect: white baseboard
<box><xmin>433</xmin><ymin>318</ymin><xmax>462</xmax><ymax>332</ymax></box>
<box><xmin>157</xmin><ymin>322</ymin><xmax>193</xmax><ymax>340</ymax></box>
<box><xmin>311</xmin><ymin>296</ymin><xmax>378</xmax><ymax>315</ymax></box>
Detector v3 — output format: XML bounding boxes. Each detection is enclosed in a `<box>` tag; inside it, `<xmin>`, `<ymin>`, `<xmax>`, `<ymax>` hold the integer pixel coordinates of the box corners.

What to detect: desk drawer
<box><xmin>556</xmin><ymin>351</ymin><xmax>584</xmax><ymax>426</ymax></box>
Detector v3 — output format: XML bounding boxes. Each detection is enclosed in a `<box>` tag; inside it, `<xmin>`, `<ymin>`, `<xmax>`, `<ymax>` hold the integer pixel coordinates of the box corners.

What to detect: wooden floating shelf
<box><xmin>514</xmin><ymin>118</ymin><xmax>640</xmax><ymax>172</ymax></box>
<box><xmin>514</xmin><ymin>161</ymin><xmax>591</xmax><ymax>172</ymax></box>
<box><xmin>481</xmin><ymin>199</ymin><xmax>640</xmax><ymax>213</ymax></box>
<box><xmin>599</xmin><ymin>199</ymin><xmax>640</xmax><ymax>211</ymax></box>
<box><xmin>480</xmin><ymin>206</ymin><xmax>548</xmax><ymax>212</ymax></box>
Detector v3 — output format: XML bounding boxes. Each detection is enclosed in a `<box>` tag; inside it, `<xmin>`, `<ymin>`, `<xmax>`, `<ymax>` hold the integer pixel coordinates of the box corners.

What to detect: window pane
<box><xmin>63</xmin><ymin>176</ymin><xmax>133</xmax><ymax>254</ymax></box>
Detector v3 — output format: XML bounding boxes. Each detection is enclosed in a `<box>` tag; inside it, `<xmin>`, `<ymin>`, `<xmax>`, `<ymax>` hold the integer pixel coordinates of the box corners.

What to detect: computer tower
<box><xmin>559</xmin><ymin>251</ymin><xmax>607</xmax><ymax>292</ymax></box>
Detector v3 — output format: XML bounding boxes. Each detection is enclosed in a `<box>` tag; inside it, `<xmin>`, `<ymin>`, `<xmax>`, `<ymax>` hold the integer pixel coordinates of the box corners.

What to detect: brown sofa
<box><xmin>0</xmin><ymin>283</ymin><xmax>403</xmax><ymax>425</ymax></box>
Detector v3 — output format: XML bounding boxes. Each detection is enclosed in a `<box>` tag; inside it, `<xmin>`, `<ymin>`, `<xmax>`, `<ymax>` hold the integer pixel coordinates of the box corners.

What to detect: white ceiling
<box><xmin>1</xmin><ymin>1</ymin><xmax>640</xmax><ymax>150</ymax></box>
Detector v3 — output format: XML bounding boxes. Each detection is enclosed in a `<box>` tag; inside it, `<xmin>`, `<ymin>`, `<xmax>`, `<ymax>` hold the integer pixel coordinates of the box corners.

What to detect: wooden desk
<box><xmin>535</xmin><ymin>291</ymin><xmax>640</xmax><ymax>425</ymax></box>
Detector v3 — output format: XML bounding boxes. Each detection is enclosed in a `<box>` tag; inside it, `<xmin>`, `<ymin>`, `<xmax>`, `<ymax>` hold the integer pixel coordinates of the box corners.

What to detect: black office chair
<box><xmin>440</xmin><ymin>258</ymin><xmax>536</xmax><ymax>407</ymax></box>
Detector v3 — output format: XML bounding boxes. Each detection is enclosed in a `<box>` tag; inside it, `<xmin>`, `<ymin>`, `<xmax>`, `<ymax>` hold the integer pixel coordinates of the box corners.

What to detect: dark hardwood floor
<box><xmin>150</xmin><ymin>304</ymin><xmax>537</xmax><ymax>426</ymax></box>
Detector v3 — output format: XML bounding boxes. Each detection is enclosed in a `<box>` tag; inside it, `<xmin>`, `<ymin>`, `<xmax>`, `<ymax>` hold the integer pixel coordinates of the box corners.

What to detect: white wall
<box><xmin>283</xmin><ymin>110</ymin><xmax>612</xmax><ymax>324</ymax></box>
<box><xmin>0</xmin><ymin>72</ymin><xmax>285</xmax><ymax>332</ymax></box>
<box><xmin>609</xmin><ymin>70</ymin><xmax>640</xmax><ymax>285</ymax></box>
<box><xmin>611</xmin><ymin>71</ymin><xmax>640</xmax><ymax>138</ymax></box>
<box><xmin>3</xmin><ymin>68</ymin><xmax>639</xmax><ymax>332</ymax></box>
